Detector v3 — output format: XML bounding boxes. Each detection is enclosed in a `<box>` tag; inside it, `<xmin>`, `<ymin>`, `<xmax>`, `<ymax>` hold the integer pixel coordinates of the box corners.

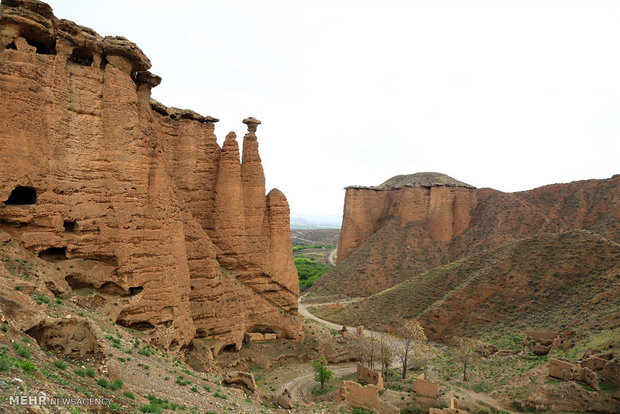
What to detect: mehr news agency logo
<box><xmin>4</xmin><ymin>394</ymin><xmax>114</xmax><ymax>407</ymax></box>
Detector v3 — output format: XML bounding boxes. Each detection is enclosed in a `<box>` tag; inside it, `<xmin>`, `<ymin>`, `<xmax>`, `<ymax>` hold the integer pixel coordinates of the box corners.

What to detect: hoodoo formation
<box><xmin>0</xmin><ymin>0</ymin><xmax>301</xmax><ymax>352</ymax></box>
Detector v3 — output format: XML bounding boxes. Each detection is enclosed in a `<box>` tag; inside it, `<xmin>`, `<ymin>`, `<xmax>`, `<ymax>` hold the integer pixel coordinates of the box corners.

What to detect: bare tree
<box><xmin>354</xmin><ymin>334</ymin><xmax>377</xmax><ymax>370</ymax></box>
<box><xmin>394</xmin><ymin>320</ymin><xmax>427</xmax><ymax>379</ymax></box>
<box><xmin>455</xmin><ymin>337</ymin><xmax>478</xmax><ymax>382</ymax></box>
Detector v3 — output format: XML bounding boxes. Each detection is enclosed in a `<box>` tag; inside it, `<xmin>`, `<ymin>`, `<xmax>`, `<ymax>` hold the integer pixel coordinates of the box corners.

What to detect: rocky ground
<box><xmin>0</xmin><ymin>233</ymin><xmax>360</xmax><ymax>413</ymax></box>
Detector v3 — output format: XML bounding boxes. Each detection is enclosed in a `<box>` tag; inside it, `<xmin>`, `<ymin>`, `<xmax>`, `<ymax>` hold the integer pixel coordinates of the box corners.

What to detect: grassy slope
<box><xmin>313</xmin><ymin>230</ymin><xmax>620</xmax><ymax>341</ymax></box>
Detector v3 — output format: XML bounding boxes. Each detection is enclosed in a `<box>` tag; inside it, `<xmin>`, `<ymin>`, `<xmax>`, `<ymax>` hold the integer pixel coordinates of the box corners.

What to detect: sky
<box><xmin>47</xmin><ymin>0</ymin><xmax>620</xmax><ymax>220</ymax></box>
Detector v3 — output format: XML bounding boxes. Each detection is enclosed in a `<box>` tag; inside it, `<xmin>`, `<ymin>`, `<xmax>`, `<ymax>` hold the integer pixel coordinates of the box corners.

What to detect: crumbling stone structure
<box><xmin>549</xmin><ymin>358</ymin><xmax>600</xmax><ymax>392</ymax></box>
<box><xmin>357</xmin><ymin>363</ymin><xmax>384</xmax><ymax>390</ymax></box>
<box><xmin>338</xmin><ymin>381</ymin><xmax>398</xmax><ymax>414</ymax></box>
<box><xmin>429</xmin><ymin>397</ymin><xmax>467</xmax><ymax>414</ymax></box>
<box><xmin>412</xmin><ymin>373</ymin><xmax>439</xmax><ymax>397</ymax></box>
<box><xmin>524</xmin><ymin>331</ymin><xmax>574</xmax><ymax>355</ymax></box>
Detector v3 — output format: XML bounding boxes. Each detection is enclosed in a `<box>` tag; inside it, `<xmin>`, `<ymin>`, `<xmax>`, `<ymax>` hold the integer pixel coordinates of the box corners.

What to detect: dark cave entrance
<box><xmin>63</xmin><ymin>220</ymin><xmax>77</xmax><ymax>232</ymax></box>
<box><xmin>38</xmin><ymin>247</ymin><xmax>67</xmax><ymax>261</ymax></box>
<box><xmin>4</xmin><ymin>186</ymin><xmax>37</xmax><ymax>205</ymax></box>
<box><xmin>68</xmin><ymin>47</ymin><xmax>93</xmax><ymax>66</ymax></box>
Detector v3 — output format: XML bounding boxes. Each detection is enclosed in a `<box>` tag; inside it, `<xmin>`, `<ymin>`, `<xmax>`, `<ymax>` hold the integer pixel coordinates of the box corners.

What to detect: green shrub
<box><xmin>85</xmin><ymin>367</ymin><xmax>96</xmax><ymax>377</ymax></box>
<box><xmin>32</xmin><ymin>292</ymin><xmax>51</xmax><ymax>305</ymax></box>
<box><xmin>176</xmin><ymin>375</ymin><xmax>191</xmax><ymax>386</ymax></box>
<box><xmin>138</xmin><ymin>347</ymin><xmax>152</xmax><ymax>357</ymax></box>
<box><xmin>292</xmin><ymin>244</ymin><xmax>334</xmax><ymax>251</ymax></box>
<box><xmin>139</xmin><ymin>394</ymin><xmax>178</xmax><ymax>413</ymax></box>
<box><xmin>96</xmin><ymin>378</ymin><xmax>109</xmax><ymax>389</ymax></box>
<box><xmin>74</xmin><ymin>368</ymin><xmax>86</xmax><ymax>377</ymax></box>
<box><xmin>0</xmin><ymin>324</ymin><xmax>8</xmax><ymax>332</ymax></box>
<box><xmin>123</xmin><ymin>391</ymin><xmax>135</xmax><ymax>400</ymax></box>
<box><xmin>351</xmin><ymin>408</ymin><xmax>374</xmax><ymax>414</ymax></box>
<box><xmin>0</xmin><ymin>353</ymin><xmax>13</xmax><ymax>372</ymax></box>
<box><xmin>110</xmin><ymin>379</ymin><xmax>123</xmax><ymax>390</ymax></box>
<box><xmin>213</xmin><ymin>390</ymin><xmax>227</xmax><ymax>400</ymax></box>
<box><xmin>17</xmin><ymin>360</ymin><xmax>36</xmax><ymax>373</ymax></box>
<box><xmin>295</xmin><ymin>257</ymin><xmax>332</xmax><ymax>290</ymax></box>
<box><xmin>53</xmin><ymin>360</ymin><xmax>68</xmax><ymax>370</ymax></box>
<box><xmin>12</xmin><ymin>343</ymin><xmax>30</xmax><ymax>358</ymax></box>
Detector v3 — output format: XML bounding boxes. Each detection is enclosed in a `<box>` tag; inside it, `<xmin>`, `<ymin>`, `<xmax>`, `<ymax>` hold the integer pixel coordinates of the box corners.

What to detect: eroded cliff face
<box><xmin>0</xmin><ymin>0</ymin><xmax>301</xmax><ymax>352</ymax></box>
<box><xmin>337</xmin><ymin>174</ymin><xmax>620</xmax><ymax>265</ymax></box>
<box><xmin>309</xmin><ymin>172</ymin><xmax>619</xmax><ymax>301</ymax></box>
<box><xmin>337</xmin><ymin>185</ymin><xmax>478</xmax><ymax>262</ymax></box>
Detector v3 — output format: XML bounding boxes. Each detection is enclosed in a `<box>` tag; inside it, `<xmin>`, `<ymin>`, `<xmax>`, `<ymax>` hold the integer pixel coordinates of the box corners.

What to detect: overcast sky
<box><xmin>47</xmin><ymin>0</ymin><xmax>619</xmax><ymax>219</ymax></box>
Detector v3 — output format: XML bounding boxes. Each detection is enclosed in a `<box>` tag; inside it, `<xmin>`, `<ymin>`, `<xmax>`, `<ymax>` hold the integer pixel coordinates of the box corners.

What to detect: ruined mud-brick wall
<box><xmin>337</xmin><ymin>175</ymin><xmax>620</xmax><ymax>263</ymax></box>
<box><xmin>0</xmin><ymin>0</ymin><xmax>301</xmax><ymax>351</ymax></box>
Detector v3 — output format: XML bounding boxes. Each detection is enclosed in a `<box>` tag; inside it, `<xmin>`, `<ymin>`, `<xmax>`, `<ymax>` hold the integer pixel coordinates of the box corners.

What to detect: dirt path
<box><xmin>298</xmin><ymin>298</ymin><xmax>516</xmax><ymax>413</ymax></box>
<box><xmin>280</xmin><ymin>363</ymin><xmax>356</xmax><ymax>403</ymax></box>
<box><xmin>451</xmin><ymin>386</ymin><xmax>516</xmax><ymax>413</ymax></box>
<box><xmin>328</xmin><ymin>248</ymin><xmax>337</xmax><ymax>266</ymax></box>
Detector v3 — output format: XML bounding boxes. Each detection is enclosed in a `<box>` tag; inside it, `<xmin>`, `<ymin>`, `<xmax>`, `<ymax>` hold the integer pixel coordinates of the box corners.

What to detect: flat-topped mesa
<box><xmin>0</xmin><ymin>0</ymin><xmax>301</xmax><ymax>354</ymax></box>
<box><xmin>338</xmin><ymin>172</ymin><xmax>478</xmax><ymax>262</ymax></box>
<box><xmin>346</xmin><ymin>172</ymin><xmax>476</xmax><ymax>190</ymax></box>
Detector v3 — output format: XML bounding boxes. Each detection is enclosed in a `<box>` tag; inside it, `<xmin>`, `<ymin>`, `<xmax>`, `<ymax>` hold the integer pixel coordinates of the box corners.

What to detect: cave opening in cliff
<box><xmin>23</xmin><ymin>36</ymin><xmax>56</xmax><ymax>55</ymax></box>
<box><xmin>68</xmin><ymin>47</ymin><xmax>93</xmax><ymax>66</ymax></box>
<box><xmin>38</xmin><ymin>247</ymin><xmax>67</xmax><ymax>261</ymax></box>
<box><xmin>5</xmin><ymin>41</ymin><xmax>16</xmax><ymax>50</ymax></box>
<box><xmin>65</xmin><ymin>275</ymin><xmax>94</xmax><ymax>290</ymax></box>
<box><xmin>128</xmin><ymin>286</ymin><xmax>143</xmax><ymax>296</ymax></box>
<box><xmin>221</xmin><ymin>344</ymin><xmax>237</xmax><ymax>353</ymax></box>
<box><xmin>63</xmin><ymin>220</ymin><xmax>77</xmax><ymax>232</ymax></box>
<box><xmin>97</xmin><ymin>282</ymin><xmax>125</xmax><ymax>296</ymax></box>
<box><xmin>4</xmin><ymin>186</ymin><xmax>36</xmax><ymax>205</ymax></box>
<box><xmin>118</xmin><ymin>320</ymin><xmax>155</xmax><ymax>331</ymax></box>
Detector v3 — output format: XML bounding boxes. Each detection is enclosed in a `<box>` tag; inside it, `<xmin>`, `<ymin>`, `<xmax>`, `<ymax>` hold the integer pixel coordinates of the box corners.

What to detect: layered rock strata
<box><xmin>0</xmin><ymin>0</ymin><xmax>300</xmax><ymax>352</ymax></box>
<box><xmin>338</xmin><ymin>172</ymin><xmax>619</xmax><ymax>264</ymax></box>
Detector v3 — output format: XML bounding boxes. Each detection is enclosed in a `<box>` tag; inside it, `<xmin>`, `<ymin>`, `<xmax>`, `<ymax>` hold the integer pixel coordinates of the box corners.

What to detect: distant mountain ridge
<box><xmin>290</xmin><ymin>216</ymin><xmax>341</xmax><ymax>230</ymax></box>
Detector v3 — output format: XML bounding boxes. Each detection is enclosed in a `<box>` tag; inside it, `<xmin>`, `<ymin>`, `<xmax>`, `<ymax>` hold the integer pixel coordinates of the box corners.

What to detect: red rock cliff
<box><xmin>309</xmin><ymin>172</ymin><xmax>619</xmax><ymax>300</ymax></box>
<box><xmin>0</xmin><ymin>0</ymin><xmax>301</xmax><ymax>352</ymax></box>
<box><xmin>337</xmin><ymin>173</ymin><xmax>478</xmax><ymax>262</ymax></box>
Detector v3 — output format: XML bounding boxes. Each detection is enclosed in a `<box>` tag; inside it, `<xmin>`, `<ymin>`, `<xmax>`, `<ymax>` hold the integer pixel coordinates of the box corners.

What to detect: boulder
<box><xmin>222</xmin><ymin>371</ymin><xmax>256</xmax><ymax>393</ymax></box>
<box><xmin>25</xmin><ymin>317</ymin><xmax>105</xmax><ymax>359</ymax></box>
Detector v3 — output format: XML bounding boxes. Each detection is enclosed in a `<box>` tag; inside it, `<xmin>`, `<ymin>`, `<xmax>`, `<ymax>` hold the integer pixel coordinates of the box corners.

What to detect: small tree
<box><xmin>379</xmin><ymin>340</ymin><xmax>393</xmax><ymax>382</ymax></box>
<box><xmin>394</xmin><ymin>320</ymin><xmax>427</xmax><ymax>379</ymax></box>
<box><xmin>455</xmin><ymin>337</ymin><xmax>478</xmax><ymax>382</ymax></box>
<box><xmin>312</xmin><ymin>357</ymin><xmax>334</xmax><ymax>390</ymax></box>
<box><xmin>376</xmin><ymin>333</ymin><xmax>397</xmax><ymax>383</ymax></box>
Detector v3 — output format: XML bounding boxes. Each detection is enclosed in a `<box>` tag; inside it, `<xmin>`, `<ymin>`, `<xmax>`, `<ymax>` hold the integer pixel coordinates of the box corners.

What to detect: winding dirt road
<box><xmin>327</xmin><ymin>248</ymin><xmax>337</xmax><ymax>266</ymax></box>
<box><xmin>297</xmin><ymin>298</ymin><xmax>516</xmax><ymax>413</ymax></box>
<box><xmin>281</xmin><ymin>363</ymin><xmax>357</xmax><ymax>403</ymax></box>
